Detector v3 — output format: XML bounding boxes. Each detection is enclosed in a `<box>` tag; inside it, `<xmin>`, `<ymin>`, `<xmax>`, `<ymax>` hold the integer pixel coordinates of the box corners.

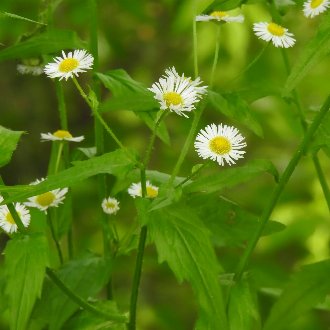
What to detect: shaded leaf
<box><xmin>148</xmin><ymin>205</ymin><xmax>228</xmax><ymax>330</ymax></box>
<box><xmin>0</xmin><ymin>11</ymin><xmax>46</xmax><ymax>25</ymax></box>
<box><xmin>264</xmin><ymin>259</ymin><xmax>330</xmax><ymax>330</ymax></box>
<box><xmin>5</xmin><ymin>234</ymin><xmax>49</xmax><ymax>330</ymax></box>
<box><xmin>0</xmin><ymin>125</ymin><xmax>24</xmax><ymax>168</ymax></box>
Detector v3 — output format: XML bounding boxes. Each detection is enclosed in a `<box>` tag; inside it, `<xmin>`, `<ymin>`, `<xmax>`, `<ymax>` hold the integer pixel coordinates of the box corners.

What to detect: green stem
<box><xmin>54</xmin><ymin>142</ymin><xmax>64</xmax><ymax>174</ymax></box>
<box><xmin>210</xmin><ymin>24</ymin><xmax>221</xmax><ymax>89</ymax></box>
<box><xmin>47</xmin><ymin>211</ymin><xmax>63</xmax><ymax>264</ymax></box>
<box><xmin>175</xmin><ymin>161</ymin><xmax>209</xmax><ymax>188</ymax></box>
<box><xmin>193</xmin><ymin>16</ymin><xmax>198</xmax><ymax>78</ymax></box>
<box><xmin>46</xmin><ymin>268</ymin><xmax>127</xmax><ymax>323</ymax></box>
<box><xmin>55</xmin><ymin>80</ymin><xmax>68</xmax><ymax>130</ymax></box>
<box><xmin>0</xmin><ymin>176</ymin><xmax>25</xmax><ymax>232</ymax></box>
<box><xmin>234</xmin><ymin>94</ymin><xmax>330</xmax><ymax>281</ymax></box>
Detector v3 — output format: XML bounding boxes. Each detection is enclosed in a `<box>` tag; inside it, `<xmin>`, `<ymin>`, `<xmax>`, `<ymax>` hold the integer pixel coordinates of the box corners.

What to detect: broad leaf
<box><xmin>32</xmin><ymin>254</ymin><xmax>113</xmax><ymax>330</ymax></box>
<box><xmin>0</xmin><ymin>149</ymin><xmax>135</xmax><ymax>204</ymax></box>
<box><xmin>148</xmin><ymin>205</ymin><xmax>228</xmax><ymax>330</ymax></box>
<box><xmin>264</xmin><ymin>259</ymin><xmax>330</xmax><ymax>330</ymax></box>
<box><xmin>0</xmin><ymin>125</ymin><xmax>24</xmax><ymax>168</ymax></box>
<box><xmin>284</xmin><ymin>11</ymin><xmax>330</xmax><ymax>94</ymax></box>
<box><xmin>0</xmin><ymin>29</ymin><xmax>85</xmax><ymax>62</ymax></box>
<box><xmin>188</xmin><ymin>194</ymin><xmax>285</xmax><ymax>247</ymax></box>
<box><xmin>184</xmin><ymin>159</ymin><xmax>278</xmax><ymax>194</ymax></box>
<box><xmin>208</xmin><ymin>91</ymin><xmax>263</xmax><ymax>137</ymax></box>
<box><xmin>5</xmin><ymin>233</ymin><xmax>49</xmax><ymax>330</ymax></box>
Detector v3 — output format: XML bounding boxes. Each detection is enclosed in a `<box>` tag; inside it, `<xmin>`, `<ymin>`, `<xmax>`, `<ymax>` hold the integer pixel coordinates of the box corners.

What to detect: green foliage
<box><xmin>148</xmin><ymin>205</ymin><xmax>228</xmax><ymax>330</ymax></box>
<box><xmin>0</xmin><ymin>11</ymin><xmax>46</xmax><ymax>25</ymax></box>
<box><xmin>184</xmin><ymin>159</ymin><xmax>278</xmax><ymax>194</ymax></box>
<box><xmin>5</xmin><ymin>233</ymin><xmax>49</xmax><ymax>330</ymax></box>
<box><xmin>32</xmin><ymin>254</ymin><xmax>113</xmax><ymax>330</ymax></box>
<box><xmin>0</xmin><ymin>126</ymin><xmax>24</xmax><ymax>168</ymax></box>
<box><xmin>264</xmin><ymin>259</ymin><xmax>330</xmax><ymax>330</ymax></box>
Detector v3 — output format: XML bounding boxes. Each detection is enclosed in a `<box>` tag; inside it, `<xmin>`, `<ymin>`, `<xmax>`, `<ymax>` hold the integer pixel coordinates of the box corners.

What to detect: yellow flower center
<box><xmin>105</xmin><ymin>202</ymin><xmax>116</xmax><ymax>209</ymax></box>
<box><xmin>267</xmin><ymin>23</ymin><xmax>285</xmax><ymax>37</ymax></box>
<box><xmin>36</xmin><ymin>192</ymin><xmax>56</xmax><ymax>207</ymax></box>
<box><xmin>210</xmin><ymin>11</ymin><xmax>228</xmax><ymax>19</ymax></box>
<box><xmin>58</xmin><ymin>58</ymin><xmax>79</xmax><ymax>73</ymax></box>
<box><xmin>163</xmin><ymin>92</ymin><xmax>183</xmax><ymax>107</ymax></box>
<box><xmin>53</xmin><ymin>130</ymin><xmax>72</xmax><ymax>139</ymax></box>
<box><xmin>209</xmin><ymin>136</ymin><xmax>231</xmax><ymax>155</ymax></box>
<box><xmin>6</xmin><ymin>212</ymin><xmax>16</xmax><ymax>225</ymax></box>
<box><xmin>310</xmin><ymin>0</ymin><xmax>323</xmax><ymax>8</ymax></box>
<box><xmin>146</xmin><ymin>186</ymin><xmax>158</xmax><ymax>198</ymax></box>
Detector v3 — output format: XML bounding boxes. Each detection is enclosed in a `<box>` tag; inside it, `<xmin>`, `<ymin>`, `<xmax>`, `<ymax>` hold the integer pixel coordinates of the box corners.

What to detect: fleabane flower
<box><xmin>196</xmin><ymin>11</ymin><xmax>244</xmax><ymax>23</ymax></box>
<box><xmin>128</xmin><ymin>181</ymin><xmax>159</xmax><ymax>199</ymax></box>
<box><xmin>194</xmin><ymin>123</ymin><xmax>246</xmax><ymax>166</ymax></box>
<box><xmin>148</xmin><ymin>67</ymin><xmax>207</xmax><ymax>118</ymax></box>
<box><xmin>44</xmin><ymin>49</ymin><xmax>94</xmax><ymax>80</ymax></box>
<box><xmin>25</xmin><ymin>178</ymin><xmax>68</xmax><ymax>212</ymax></box>
<box><xmin>17</xmin><ymin>64</ymin><xmax>44</xmax><ymax>76</ymax></box>
<box><xmin>102</xmin><ymin>197</ymin><xmax>120</xmax><ymax>215</ymax></box>
<box><xmin>0</xmin><ymin>196</ymin><xmax>30</xmax><ymax>233</ymax></box>
<box><xmin>41</xmin><ymin>130</ymin><xmax>84</xmax><ymax>142</ymax></box>
<box><xmin>253</xmin><ymin>22</ymin><xmax>295</xmax><ymax>48</ymax></box>
<box><xmin>303</xmin><ymin>0</ymin><xmax>329</xmax><ymax>17</ymax></box>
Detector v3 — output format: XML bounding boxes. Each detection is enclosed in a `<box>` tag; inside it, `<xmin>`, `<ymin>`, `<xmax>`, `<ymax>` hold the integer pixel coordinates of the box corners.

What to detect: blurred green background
<box><xmin>0</xmin><ymin>0</ymin><xmax>329</xmax><ymax>329</ymax></box>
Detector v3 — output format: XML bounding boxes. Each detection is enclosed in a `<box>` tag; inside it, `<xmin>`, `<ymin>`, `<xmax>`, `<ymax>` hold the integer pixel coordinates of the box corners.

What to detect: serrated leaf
<box><xmin>0</xmin><ymin>149</ymin><xmax>135</xmax><ymax>204</ymax></box>
<box><xmin>148</xmin><ymin>205</ymin><xmax>228</xmax><ymax>329</ymax></box>
<box><xmin>208</xmin><ymin>91</ymin><xmax>263</xmax><ymax>137</ymax></box>
<box><xmin>0</xmin><ymin>125</ymin><xmax>24</xmax><ymax>168</ymax></box>
<box><xmin>0</xmin><ymin>11</ymin><xmax>46</xmax><ymax>25</ymax></box>
<box><xmin>184</xmin><ymin>159</ymin><xmax>278</xmax><ymax>194</ymax></box>
<box><xmin>33</xmin><ymin>254</ymin><xmax>113</xmax><ymax>330</ymax></box>
<box><xmin>228</xmin><ymin>278</ymin><xmax>261</xmax><ymax>330</ymax></box>
<box><xmin>5</xmin><ymin>233</ymin><xmax>49</xmax><ymax>330</ymax></box>
<box><xmin>0</xmin><ymin>29</ymin><xmax>85</xmax><ymax>62</ymax></box>
<box><xmin>264</xmin><ymin>259</ymin><xmax>330</xmax><ymax>330</ymax></box>
<box><xmin>284</xmin><ymin>12</ymin><xmax>330</xmax><ymax>94</ymax></box>
<box><xmin>188</xmin><ymin>194</ymin><xmax>285</xmax><ymax>247</ymax></box>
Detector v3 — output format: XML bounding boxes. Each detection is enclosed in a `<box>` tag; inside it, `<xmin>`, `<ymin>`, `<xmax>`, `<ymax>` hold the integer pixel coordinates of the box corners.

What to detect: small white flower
<box><xmin>44</xmin><ymin>49</ymin><xmax>94</xmax><ymax>80</ymax></box>
<box><xmin>196</xmin><ymin>11</ymin><xmax>244</xmax><ymax>23</ymax></box>
<box><xmin>194</xmin><ymin>123</ymin><xmax>247</xmax><ymax>166</ymax></box>
<box><xmin>102</xmin><ymin>197</ymin><xmax>120</xmax><ymax>215</ymax></box>
<box><xmin>303</xmin><ymin>0</ymin><xmax>329</xmax><ymax>17</ymax></box>
<box><xmin>253</xmin><ymin>22</ymin><xmax>296</xmax><ymax>48</ymax></box>
<box><xmin>41</xmin><ymin>130</ymin><xmax>84</xmax><ymax>142</ymax></box>
<box><xmin>25</xmin><ymin>178</ymin><xmax>68</xmax><ymax>212</ymax></box>
<box><xmin>0</xmin><ymin>196</ymin><xmax>30</xmax><ymax>233</ymax></box>
<box><xmin>148</xmin><ymin>67</ymin><xmax>207</xmax><ymax>118</ymax></box>
<box><xmin>17</xmin><ymin>64</ymin><xmax>44</xmax><ymax>76</ymax></box>
<box><xmin>128</xmin><ymin>181</ymin><xmax>159</xmax><ymax>199</ymax></box>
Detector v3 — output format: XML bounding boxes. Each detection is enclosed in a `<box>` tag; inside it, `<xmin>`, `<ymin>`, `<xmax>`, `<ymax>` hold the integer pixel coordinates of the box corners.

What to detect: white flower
<box><xmin>41</xmin><ymin>130</ymin><xmax>84</xmax><ymax>142</ymax></box>
<box><xmin>17</xmin><ymin>64</ymin><xmax>44</xmax><ymax>76</ymax></box>
<box><xmin>253</xmin><ymin>22</ymin><xmax>296</xmax><ymax>48</ymax></box>
<box><xmin>194</xmin><ymin>123</ymin><xmax>247</xmax><ymax>166</ymax></box>
<box><xmin>0</xmin><ymin>196</ymin><xmax>30</xmax><ymax>233</ymax></box>
<box><xmin>196</xmin><ymin>11</ymin><xmax>244</xmax><ymax>23</ymax></box>
<box><xmin>128</xmin><ymin>181</ymin><xmax>159</xmax><ymax>198</ymax></box>
<box><xmin>102</xmin><ymin>197</ymin><xmax>120</xmax><ymax>215</ymax></box>
<box><xmin>44</xmin><ymin>49</ymin><xmax>94</xmax><ymax>80</ymax></box>
<box><xmin>303</xmin><ymin>0</ymin><xmax>329</xmax><ymax>17</ymax></box>
<box><xmin>148</xmin><ymin>67</ymin><xmax>207</xmax><ymax>118</ymax></box>
<box><xmin>25</xmin><ymin>178</ymin><xmax>68</xmax><ymax>212</ymax></box>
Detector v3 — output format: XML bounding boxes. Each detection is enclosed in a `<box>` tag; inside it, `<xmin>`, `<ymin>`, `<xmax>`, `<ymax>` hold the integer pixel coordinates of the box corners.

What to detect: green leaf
<box><xmin>148</xmin><ymin>205</ymin><xmax>228</xmax><ymax>330</ymax></box>
<box><xmin>228</xmin><ymin>278</ymin><xmax>261</xmax><ymax>330</ymax></box>
<box><xmin>33</xmin><ymin>254</ymin><xmax>113</xmax><ymax>330</ymax></box>
<box><xmin>0</xmin><ymin>11</ymin><xmax>46</xmax><ymax>25</ymax></box>
<box><xmin>188</xmin><ymin>194</ymin><xmax>285</xmax><ymax>247</ymax></box>
<box><xmin>5</xmin><ymin>233</ymin><xmax>49</xmax><ymax>330</ymax></box>
<box><xmin>0</xmin><ymin>125</ymin><xmax>24</xmax><ymax>168</ymax></box>
<box><xmin>184</xmin><ymin>159</ymin><xmax>278</xmax><ymax>194</ymax></box>
<box><xmin>284</xmin><ymin>11</ymin><xmax>330</xmax><ymax>94</ymax></box>
<box><xmin>264</xmin><ymin>259</ymin><xmax>330</xmax><ymax>330</ymax></box>
<box><xmin>0</xmin><ymin>149</ymin><xmax>135</xmax><ymax>204</ymax></box>
<box><xmin>310</xmin><ymin>110</ymin><xmax>330</xmax><ymax>155</ymax></box>
<box><xmin>208</xmin><ymin>91</ymin><xmax>263</xmax><ymax>137</ymax></box>
<box><xmin>0</xmin><ymin>29</ymin><xmax>85</xmax><ymax>62</ymax></box>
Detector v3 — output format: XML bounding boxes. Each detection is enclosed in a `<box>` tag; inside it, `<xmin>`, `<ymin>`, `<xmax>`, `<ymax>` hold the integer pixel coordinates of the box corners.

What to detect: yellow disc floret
<box><xmin>310</xmin><ymin>0</ymin><xmax>324</xmax><ymax>8</ymax></box>
<box><xmin>209</xmin><ymin>136</ymin><xmax>231</xmax><ymax>155</ymax></box>
<box><xmin>6</xmin><ymin>212</ymin><xmax>16</xmax><ymax>225</ymax></box>
<box><xmin>36</xmin><ymin>192</ymin><xmax>56</xmax><ymax>207</ymax></box>
<box><xmin>59</xmin><ymin>58</ymin><xmax>79</xmax><ymax>73</ymax></box>
<box><xmin>146</xmin><ymin>186</ymin><xmax>158</xmax><ymax>198</ymax></box>
<box><xmin>267</xmin><ymin>23</ymin><xmax>285</xmax><ymax>36</ymax></box>
<box><xmin>53</xmin><ymin>130</ymin><xmax>73</xmax><ymax>139</ymax></box>
<box><xmin>210</xmin><ymin>11</ymin><xmax>228</xmax><ymax>19</ymax></box>
<box><xmin>163</xmin><ymin>92</ymin><xmax>183</xmax><ymax>107</ymax></box>
<box><xmin>105</xmin><ymin>202</ymin><xmax>116</xmax><ymax>209</ymax></box>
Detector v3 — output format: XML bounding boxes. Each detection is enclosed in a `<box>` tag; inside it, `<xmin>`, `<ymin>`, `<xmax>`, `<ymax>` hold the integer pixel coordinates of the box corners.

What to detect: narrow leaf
<box><xmin>0</xmin><ymin>11</ymin><xmax>46</xmax><ymax>25</ymax></box>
